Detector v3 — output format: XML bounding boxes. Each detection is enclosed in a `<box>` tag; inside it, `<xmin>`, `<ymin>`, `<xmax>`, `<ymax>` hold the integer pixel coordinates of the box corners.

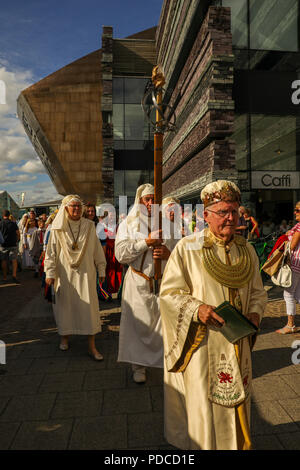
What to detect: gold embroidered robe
<box><xmin>159</xmin><ymin>229</ymin><xmax>267</xmax><ymax>450</ymax></box>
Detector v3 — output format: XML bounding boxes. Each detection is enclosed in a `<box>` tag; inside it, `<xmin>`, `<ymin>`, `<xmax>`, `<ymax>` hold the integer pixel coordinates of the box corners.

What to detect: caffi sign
<box><xmin>252</xmin><ymin>171</ymin><xmax>300</xmax><ymax>190</ymax></box>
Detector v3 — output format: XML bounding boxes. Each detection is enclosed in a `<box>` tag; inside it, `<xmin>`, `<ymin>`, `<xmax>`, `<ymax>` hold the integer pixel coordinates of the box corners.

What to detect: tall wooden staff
<box><xmin>142</xmin><ymin>66</ymin><xmax>176</xmax><ymax>293</ymax></box>
<box><xmin>152</xmin><ymin>66</ymin><xmax>165</xmax><ymax>290</ymax></box>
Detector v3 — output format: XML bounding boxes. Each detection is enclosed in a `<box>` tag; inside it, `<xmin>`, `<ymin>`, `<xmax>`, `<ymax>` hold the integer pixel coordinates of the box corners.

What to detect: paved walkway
<box><xmin>0</xmin><ymin>271</ymin><xmax>300</xmax><ymax>450</ymax></box>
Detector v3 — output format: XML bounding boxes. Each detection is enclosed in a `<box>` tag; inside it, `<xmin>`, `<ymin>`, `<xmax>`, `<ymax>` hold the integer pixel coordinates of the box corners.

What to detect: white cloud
<box><xmin>10</xmin><ymin>181</ymin><xmax>63</xmax><ymax>206</ymax></box>
<box><xmin>0</xmin><ymin>62</ymin><xmax>58</xmax><ymax>206</ymax></box>
<box><xmin>12</xmin><ymin>159</ymin><xmax>44</xmax><ymax>174</ymax></box>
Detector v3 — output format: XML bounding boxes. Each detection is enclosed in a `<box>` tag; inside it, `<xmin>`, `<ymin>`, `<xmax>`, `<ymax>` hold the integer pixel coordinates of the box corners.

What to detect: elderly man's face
<box><xmin>66</xmin><ymin>202</ymin><xmax>82</xmax><ymax>221</ymax></box>
<box><xmin>140</xmin><ymin>194</ymin><xmax>155</xmax><ymax>216</ymax></box>
<box><xmin>204</xmin><ymin>201</ymin><xmax>239</xmax><ymax>242</ymax></box>
<box><xmin>165</xmin><ymin>204</ymin><xmax>176</xmax><ymax>222</ymax></box>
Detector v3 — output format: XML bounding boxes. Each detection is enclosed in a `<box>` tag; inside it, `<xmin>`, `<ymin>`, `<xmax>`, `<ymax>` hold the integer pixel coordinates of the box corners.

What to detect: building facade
<box><xmin>157</xmin><ymin>0</ymin><xmax>300</xmax><ymax>227</ymax></box>
<box><xmin>18</xmin><ymin>27</ymin><xmax>156</xmax><ymax>207</ymax></box>
<box><xmin>0</xmin><ymin>191</ymin><xmax>20</xmax><ymax>219</ymax></box>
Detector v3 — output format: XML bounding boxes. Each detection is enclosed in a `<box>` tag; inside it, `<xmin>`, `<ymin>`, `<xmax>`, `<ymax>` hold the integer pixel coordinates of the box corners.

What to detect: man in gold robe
<box><xmin>159</xmin><ymin>180</ymin><xmax>267</xmax><ymax>450</ymax></box>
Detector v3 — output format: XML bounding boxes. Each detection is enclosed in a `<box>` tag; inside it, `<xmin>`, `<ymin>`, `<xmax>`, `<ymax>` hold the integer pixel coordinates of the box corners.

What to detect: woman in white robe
<box><xmin>44</xmin><ymin>195</ymin><xmax>106</xmax><ymax>359</ymax></box>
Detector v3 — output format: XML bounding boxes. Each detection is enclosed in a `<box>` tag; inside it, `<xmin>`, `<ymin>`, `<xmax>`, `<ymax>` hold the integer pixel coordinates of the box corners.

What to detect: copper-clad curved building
<box><xmin>17</xmin><ymin>27</ymin><xmax>156</xmax><ymax>205</ymax></box>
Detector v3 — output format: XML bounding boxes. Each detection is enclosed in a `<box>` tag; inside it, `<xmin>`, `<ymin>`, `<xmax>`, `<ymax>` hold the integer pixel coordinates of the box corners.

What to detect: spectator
<box><xmin>243</xmin><ymin>208</ymin><xmax>259</xmax><ymax>240</ymax></box>
<box><xmin>0</xmin><ymin>210</ymin><xmax>20</xmax><ymax>283</ymax></box>
<box><xmin>276</xmin><ymin>201</ymin><xmax>300</xmax><ymax>334</ymax></box>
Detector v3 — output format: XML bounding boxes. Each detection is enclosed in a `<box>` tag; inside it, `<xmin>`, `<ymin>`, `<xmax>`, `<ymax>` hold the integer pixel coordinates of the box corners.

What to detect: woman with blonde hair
<box><xmin>44</xmin><ymin>195</ymin><xmax>106</xmax><ymax>359</ymax></box>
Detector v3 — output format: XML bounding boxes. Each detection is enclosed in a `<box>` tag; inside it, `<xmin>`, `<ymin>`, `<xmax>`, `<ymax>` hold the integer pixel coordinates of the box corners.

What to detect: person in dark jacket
<box><xmin>0</xmin><ymin>210</ymin><xmax>20</xmax><ymax>283</ymax></box>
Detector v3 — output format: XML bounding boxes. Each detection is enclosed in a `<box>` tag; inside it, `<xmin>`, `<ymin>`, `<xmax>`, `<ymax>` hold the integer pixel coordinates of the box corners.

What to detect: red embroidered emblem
<box><xmin>243</xmin><ymin>375</ymin><xmax>248</xmax><ymax>386</ymax></box>
<box><xmin>218</xmin><ymin>372</ymin><xmax>233</xmax><ymax>383</ymax></box>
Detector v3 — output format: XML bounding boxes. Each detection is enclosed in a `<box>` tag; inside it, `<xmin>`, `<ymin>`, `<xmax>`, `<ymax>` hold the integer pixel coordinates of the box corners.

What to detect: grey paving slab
<box><xmin>39</xmin><ymin>372</ymin><xmax>85</xmax><ymax>393</ymax></box>
<box><xmin>0</xmin><ymin>357</ymin><xmax>33</xmax><ymax>375</ymax></box>
<box><xmin>83</xmin><ymin>369</ymin><xmax>126</xmax><ymax>391</ymax></box>
<box><xmin>252</xmin><ymin>434</ymin><xmax>285</xmax><ymax>450</ymax></box>
<box><xmin>0</xmin><ymin>396</ymin><xmax>10</xmax><ymax>415</ymax></box>
<box><xmin>67</xmin><ymin>355</ymin><xmax>107</xmax><ymax>371</ymax></box>
<box><xmin>127</xmin><ymin>412</ymin><xmax>166</xmax><ymax>449</ymax></box>
<box><xmin>102</xmin><ymin>388</ymin><xmax>152</xmax><ymax>415</ymax></box>
<box><xmin>251</xmin><ymin>400</ymin><xmax>299</xmax><ymax>435</ymax></box>
<box><xmin>0</xmin><ymin>374</ymin><xmax>44</xmax><ymax>396</ymax></box>
<box><xmin>21</xmin><ymin>342</ymin><xmax>58</xmax><ymax>358</ymax></box>
<box><xmin>277</xmin><ymin>431</ymin><xmax>300</xmax><ymax>450</ymax></box>
<box><xmin>279</xmin><ymin>398</ymin><xmax>300</xmax><ymax>421</ymax></box>
<box><xmin>0</xmin><ymin>393</ymin><xmax>57</xmax><ymax>422</ymax></box>
<box><xmin>51</xmin><ymin>391</ymin><xmax>103</xmax><ymax>419</ymax></box>
<box><xmin>69</xmin><ymin>415</ymin><xmax>127</xmax><ymax>450</ymax></box>
<box><xmin>280</xmin><ymin>373</ymin><xmax>300</xmax><ymax>395</ymax></box>
<box><xmin>11</xmin><ymin>419</ymin><xmax>73</xmax><ymax>450</ymax></box>
<box><xmin>252</xmin><ymin>346</ymin><xmax>300</xmax><ymax>377</ymax></box>
<box><xmin>252</xmin><ymin>375</ymin><xmax>298</xmax><ymax>402</ymax></box>
<box><xmin>0</xmin><ymin>422</ymin><xmax>20</xmax><ymax>450</ymax></box>
<box><xmin>27</xmin><ymin>356</ymin><xmax>70</xmax><ymax>374</ymax></box>
<box><xmin>150</xmin><ymin>386</ymin><xmax>164</xmax><ymax>412</ymax></box>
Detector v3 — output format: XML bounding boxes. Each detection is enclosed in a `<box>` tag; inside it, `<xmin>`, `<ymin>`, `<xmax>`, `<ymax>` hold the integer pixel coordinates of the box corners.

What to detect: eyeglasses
<box><xmin>68</xmin><ymin>205</ymin><xmax>81</xmax><ymax>209</ymax></box>
<box><xmin>294</xmin><ymin>209</ymin><xmax>300</xmax><ymax>213</ymax></box>
<box><xmin>206</xmin><ymin>209</ymin><xmax>239</xmax><ymax>218</ymax></box>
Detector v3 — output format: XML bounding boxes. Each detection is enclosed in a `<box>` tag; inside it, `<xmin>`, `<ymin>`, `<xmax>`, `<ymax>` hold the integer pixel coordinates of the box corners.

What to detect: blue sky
<box><xmin>0</xmin><ymin>0</ymin><xmax>163</xmax><ymax>207</ymax></box>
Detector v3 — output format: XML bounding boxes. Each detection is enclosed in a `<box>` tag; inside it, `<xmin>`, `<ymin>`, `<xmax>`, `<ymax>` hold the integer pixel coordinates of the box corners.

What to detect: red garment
<box><xmin>267</xmin><ymin>234</ymin><xmax>288</xmax><ymax>258</ymax></box>
<box><xmin>105</xmin><ymin>227</ymin><xmax>123</xmax><ymax>294</ymax></box>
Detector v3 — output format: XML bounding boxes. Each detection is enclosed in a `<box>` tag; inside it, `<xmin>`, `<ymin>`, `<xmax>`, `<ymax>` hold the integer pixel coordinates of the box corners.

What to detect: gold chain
<box><xmin>201</xmin><ymin>244</ymin><xmax>253</xmax><ymax>288</ymax></box>
<box><xmin>67</xmin><ymin>219</ymin><xmax>81</xmax><ymax>250</ymax></box>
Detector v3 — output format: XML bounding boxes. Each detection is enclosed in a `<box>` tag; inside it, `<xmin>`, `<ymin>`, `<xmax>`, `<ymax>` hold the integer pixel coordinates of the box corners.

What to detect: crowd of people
<box><xmin>1</xmin><ymin>179</ymin><xmax>300</xmax><ymax>450</ymax></box>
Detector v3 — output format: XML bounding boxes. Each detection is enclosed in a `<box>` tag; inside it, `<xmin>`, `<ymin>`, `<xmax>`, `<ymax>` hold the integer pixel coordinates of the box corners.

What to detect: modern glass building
<box><xmin>227</xmin><ymin>0</ymin><xmax>300</xmax><ymax>224</ymax></box>
<box><xmin>112</xmin><ymin>76</ymin><xmax>154</xmax><ymax>209</ymax></box>
<box><xmin>158</xmin><ymin>0</ymin><xmax>300</xmax><ymax>228</ymax></box>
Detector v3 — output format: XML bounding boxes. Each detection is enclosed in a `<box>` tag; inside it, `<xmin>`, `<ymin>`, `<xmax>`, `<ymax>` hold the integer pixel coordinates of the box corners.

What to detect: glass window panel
<box><xmin>124</xmin><ymin>141</ymin><xmax>147</xmax><ymax>150</ymax></box>
<box><xmin>113</xmin><ymin>104</ymin><xmax>124</xmax><ymax>140</ymax></box>
<box><xmin>114</xmin><ymin>171</ymin><xmax>125</xmax><ymax>196</ymax></box>
<box><xmin>125</xmin><ymin>170</ymin><xmax>152</xmax><ymax>196</ymax></box>
<box><xmin>250</xmin><ymin>0</ymin><xmax>298</xmax><ymax>51</ymax></box>
<box><xmin>232</xmin><ymin>114</ymin><xmax>248</xmax><ymax>170</ymax></box>
<box><xmin>251</xmin><ymin>114</ymin><xmax>297</xmax><ymax>170</ymax></box>
<box><xmin>124</xmin><ymin>78</ymin><xmax>149</xmax><ymax>103</ymax></box>
<box><xmin>124</xmin><ymin>104</ymin><xmax>149</xmax><ymax>140</ymax></box>
<box><xmin>223</xmin><ymin>0</ymin><xmax>248</xmax><ymax>48</ymax></box>
<box><xmin>114</xmin><ymin>140</ymin><xmax>125</xmax><ymax>149</ymax></box>
<box><xmin>113</xmin><ymin>78</ymin><xmax>124</xmax><ymax>103</ymax></box>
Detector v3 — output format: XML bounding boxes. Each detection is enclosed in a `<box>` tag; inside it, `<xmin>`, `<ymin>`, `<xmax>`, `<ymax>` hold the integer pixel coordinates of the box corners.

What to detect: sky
<box><xmin>0</xmin><ymin>0</ymin><xmax>163</xmax><ymax>208</ymax></box>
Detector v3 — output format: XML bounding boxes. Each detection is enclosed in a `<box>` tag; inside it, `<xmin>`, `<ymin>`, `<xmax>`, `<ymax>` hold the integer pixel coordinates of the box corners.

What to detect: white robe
<box><xmin>44</xmin><ymin>218</ymin><xmax>106</xmax><ymax>335</ymax></box>
<box><xmin>159</xmin><ymin>229</ymin><xmax>268</xmax><ymax>450</ymax></box>
<box><xmin>22</xmin><ymin>227</ymin><xmax>37</xmax><ymax>267</ymax></box>
<box><xmin>115</xmin><ymin>215</ymin><xmax>178</xmax><ymax>368</ymax></box>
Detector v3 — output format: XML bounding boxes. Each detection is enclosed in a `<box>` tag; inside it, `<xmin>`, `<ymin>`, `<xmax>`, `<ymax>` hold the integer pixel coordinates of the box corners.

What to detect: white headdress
<box><xmin>51</xmin><ymin>195</ymin><xmax>83</xmax><ymax>230</ymax></box>
<box><xmin>126</xmin><ymin>184</ymin><xmax>154</xmax><ymax>225</ymax></box>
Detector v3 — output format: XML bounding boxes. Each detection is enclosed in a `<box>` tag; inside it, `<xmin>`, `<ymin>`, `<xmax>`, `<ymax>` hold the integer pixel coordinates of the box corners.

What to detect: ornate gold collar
<box><xmin>201</xmin><ymin>229</ymin><xmax>253</xmax><ymax>288</ymax></box>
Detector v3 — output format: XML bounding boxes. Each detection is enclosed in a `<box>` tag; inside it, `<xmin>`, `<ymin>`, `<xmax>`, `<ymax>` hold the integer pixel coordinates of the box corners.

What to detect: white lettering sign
<box><xmin>291</xmin><ymin>80</ymin><xmax>300</xmax><ymax>105</ymax></box>
<box><xmin>0</xmin><ymin>80</ymin><xmax>6</xmax><ymax>105</ymax></box>
<box><xmin>252</xmin><ymin>171</ymin><xmax>300</xmax><ymax>190</ymax></box>
<box><xmin>0</xmin><ymin>341</ymin><xmax>6</xmax><ymax>364</ymax></box>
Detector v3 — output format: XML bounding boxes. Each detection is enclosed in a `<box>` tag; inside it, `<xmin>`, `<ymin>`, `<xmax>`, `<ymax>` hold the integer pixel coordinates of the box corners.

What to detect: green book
<box><xmin>214</xmin><ymin>301</ymin><xmax>258</xmax><ymax>344</ymax></box>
